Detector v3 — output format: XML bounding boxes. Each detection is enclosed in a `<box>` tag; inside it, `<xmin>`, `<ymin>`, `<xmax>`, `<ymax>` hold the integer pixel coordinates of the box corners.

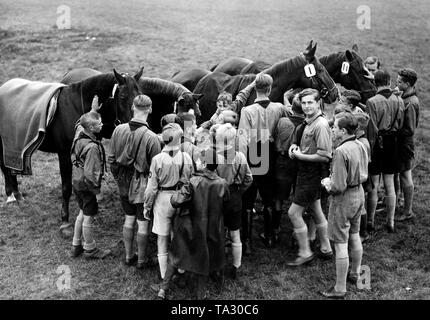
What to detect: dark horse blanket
<box><xmin>0</xmin><ymin>79</ymin><xmax>66</xmax><ymax>174</ymax></box>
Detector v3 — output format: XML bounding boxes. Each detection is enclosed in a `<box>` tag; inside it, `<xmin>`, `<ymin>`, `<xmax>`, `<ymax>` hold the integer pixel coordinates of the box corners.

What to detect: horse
<box><xmin>193</xmin><ymin>41</ymin><xmax>339</xmax><ymax>123</ymax></box>
<box><xmin>210</xmin><ymin>57</ymin><xmax>253</xmax><ymax>76</ymax></box>
<box><xmin>60</xmin><ymin>69</ymin><xmax>203</xmax><ymax>133</ymax></box>
<box><xmin>171</xmin><ymin>68</ymin><xmax>211</xmax><ymax>92</ymax></box>
<box><xmin>211</xmin><ymin>44</ymin><xmax>376</xmax><ymax>102</ymax></box>
<box><xmin>319</xmin><ymin>44</ymin><xmax>376</xmax><ymax>102</ymax></box>
<box><xmin>136</xmin><ymin>77</ymin><xmax>203</xmax><ymax>133</ymax></box>
<box><xmin>0</xmin><ymin>68</ymin><xmax>143</xmax><ymax>235</ymax></box>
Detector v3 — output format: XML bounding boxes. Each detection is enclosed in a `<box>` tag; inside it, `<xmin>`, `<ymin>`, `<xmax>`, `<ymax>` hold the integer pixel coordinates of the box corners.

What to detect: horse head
<box><xmin>302</xmin><ymin>40</ymin><xmax>339</xmax><ymax>104</ymax></box>
<box><xmin>112</xmin><ymin>67</ymin><xmax>143</xmax><ymax>124</ymax></box>
<box><xmin>176</xmin><ymin>92</ymin><xmax>203</xmax><ymax>117</ymax></box>
<box><xmin>341</xmin><ymin>45</ymin><xmax>376</xmax><ymax>102</ymax></box>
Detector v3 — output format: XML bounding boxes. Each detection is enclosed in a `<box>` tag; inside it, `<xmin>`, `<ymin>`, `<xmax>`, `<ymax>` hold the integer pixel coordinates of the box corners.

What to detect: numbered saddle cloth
<box><xmin>0</xmin><ymin>78</ymin><xmax>66</xmax><ymax>174</ymax></box>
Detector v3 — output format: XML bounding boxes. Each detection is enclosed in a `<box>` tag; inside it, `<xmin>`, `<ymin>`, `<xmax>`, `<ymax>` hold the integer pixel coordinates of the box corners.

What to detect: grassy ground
<box><xmin>1</xmin><ymin>0</ymin><xmax>430</xmax><ymax>300</ymax></box>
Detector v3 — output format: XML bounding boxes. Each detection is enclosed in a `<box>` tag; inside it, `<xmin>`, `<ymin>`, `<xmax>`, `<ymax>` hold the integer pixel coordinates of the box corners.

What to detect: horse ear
<box><xmin>113</xmin><ymin>69</ymin><xmax>126</xmax><ymax>85</ymax></box>
<box><xmin>192</xmin><ymin>93</ymin><xmax>203</xmax><ymax>101</ymax></box>
<box><xmin>134</xmin><ymin>66</ymin><xmax>144</xmax><ymax>82</ymax></box>
<box><xmin>345</xmin><ymin>50</ymin><xmax>354</xmax><ymax>62</ymax></box>
<box><xmin>352</xmin><ymin>44</ymin><xmax>359</xmax><ymax>52</ymax></box>
<box><xmin>307</xmin><ymin>42</ymin><xmax>317</xmax><ymax>58</ymax></box>
<box><xmin>305</xmin><ymin>40</ymin><xmax>313</xmax><ymax>51</ymax></box>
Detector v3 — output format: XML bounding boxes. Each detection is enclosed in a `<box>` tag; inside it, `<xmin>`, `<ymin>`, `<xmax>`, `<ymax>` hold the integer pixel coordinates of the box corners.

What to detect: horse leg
<box><xmin>58</xmin><ymin>152</ymin><xmax>73</xmax><ymax>237</ymax></box>
<box><xmin>1</xmin><ymin>162</ymin><xmax>18</xmax><ymax>204</ymax></box>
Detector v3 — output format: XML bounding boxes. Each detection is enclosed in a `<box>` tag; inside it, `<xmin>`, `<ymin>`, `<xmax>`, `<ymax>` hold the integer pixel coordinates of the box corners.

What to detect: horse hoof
<box><xmin>59</xmin><ymin>223</ymin><xmax>73</xmax><ymax>239</ymax></box>
<box><xmin>13</xmin><ymin>192</ymin><xmax>25</xmax><ymax>202</ymax></box>
<box><xmin>5</xmin><ymin>194</ymin><xmax>17</xmax><ymax>205</ymax></box>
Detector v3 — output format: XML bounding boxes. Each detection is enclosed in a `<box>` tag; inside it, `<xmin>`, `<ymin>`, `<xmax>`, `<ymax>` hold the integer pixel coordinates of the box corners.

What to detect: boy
<box><xmin>71</xmin><ymin>96</ymin><xmax>111</xmax><ymax>259</ymax></box>
<box><xmin>287</xmin><ymin>88</ymin><xmax>333</xmax><ymax>266</ymax></box>
<box><xmin>215</xmin><ymin>124</ymin><xmax>253</xmax><ymax>278</ymax></box>
<box><xmin>321</xmin><ymin>112</ymin><xmax>368</xmax><ymax>299</ymax></box>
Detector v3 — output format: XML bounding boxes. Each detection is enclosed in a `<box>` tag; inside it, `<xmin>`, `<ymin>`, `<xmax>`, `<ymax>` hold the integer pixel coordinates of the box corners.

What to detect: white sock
<box><xmin>72</xmin><ymin>210</ymin><xmax>84</xmax><ymax>246</ymax></box>
<box><xmin>158</xmin><ymin>253</ymin><xmax>168</xmax><ymax>279</ymax></box>
<box><xmin>316</xmin><ymin>221</ymin><xmax>332</xmax><ymax>253</ymax></box>
<box><xmin>232</xmin><ymin>242</ymin><xmax>242</xmax><ymax>268</ymax></box>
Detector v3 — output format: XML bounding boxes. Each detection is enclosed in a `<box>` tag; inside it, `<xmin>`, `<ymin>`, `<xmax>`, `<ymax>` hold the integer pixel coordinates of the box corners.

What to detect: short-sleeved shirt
<box><xmin>298</xmin><ymin>111</ymin><xmax>332</xmax><ymax>159</ymax></box>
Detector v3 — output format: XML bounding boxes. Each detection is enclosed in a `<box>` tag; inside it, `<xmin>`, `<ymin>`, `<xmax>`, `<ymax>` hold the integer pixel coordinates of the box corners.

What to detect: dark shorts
<box><xmin>120</xmin><ymin>196</ymin><xmax>144</xmax><ymax>220</ymax></box>
<box><xmin>74</xmin><ymin>189</ymin><xmax>98</xmax><ymax>216</ymax></box>
<box><xmin>275</xmin><ymin>154</ymin><xmax>296</xmax><ymax>201</ymax></box>
<box><xmin>328</xmin><ymin>186</ymin><xmax>365</xmax><ymax>243</ymax></box>
<box><xmin>397</xmin><ymin>137</ymin><xmax>415</xmax><ymax>172</ymax></box>
<box><xmin>369</xmin><ymin>135</ymin><xmax>399</xmax><ymax>175</ymax></box>
<box><xmin>293</xmin><ymin>161</ymin><xmax>328</xmax><ymax>207</ymax></box>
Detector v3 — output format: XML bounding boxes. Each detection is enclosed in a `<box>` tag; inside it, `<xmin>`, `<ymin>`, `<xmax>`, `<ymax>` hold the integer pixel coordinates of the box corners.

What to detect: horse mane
<box><xmin>265</xmin><ymin>54</ymin><xmax>306</xmax><ymax>79</ymax></box>
<box><xmin>72</xmin><ymin>73</ymin><xmax>116</xmax><ymax>102</ymax></box>
<box><xmin>319</xmin><ymin>51</ymin><xmax>345</xmax><ymax>67</ymax></box>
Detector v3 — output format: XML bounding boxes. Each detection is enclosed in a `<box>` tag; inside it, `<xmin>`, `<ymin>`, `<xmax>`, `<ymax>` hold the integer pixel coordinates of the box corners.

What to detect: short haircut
<box><xmin>160</xmin><ymin>113</ymin><xmax>177</xmax><ymax>128</ymax></box>
<box><xmin>374</xmin><ymin>69</ymin><xmax>391</xmax><ymax>87</ymax></box>
<box><xmin>255</xmin><ymin>73</ymin><xmax>273</xmax><ymax>93</ymax></box>
<box><xmin>335</xmin><ymin>111</ymin><xmax>358</xmax><ymax>135</ymax></box>
<box><xmin>364</xmin><ymin>56</ymin><xmax>380</xmax><ymax>68</ymax></box>
<box><xmin>80</xmin><ymin>111</ymin><xmax>101</xmax><ymax>131</ymax></box>
<box><xmin>133</xmin><ymin>94</ymin><xmax>152</xmax><ymax>110</ymax></box>
<box><xmin>398</xmin><ymin>68</ymin><xmax>418</xmax><ymax>87</ymax></box>
<box><xmin>333</xmin><ymin>102</ymin><xmax>349</xmax><ymax>115</ymax></box>
<box><xmin>298</xmin><ymin>88</ymin><xmax>321</xmax><ymax>102</ymax></box>
<box><xmin>215</xmin><ymin>123</ymin><xmax>236</xmax><ymax>146</ymax></box>
<box><xmin>355</xmin><ymin>113</ymin><xmax>370</xmax><ymax>132</ymax></box>
<box><xmin>220</xmin><ymin>110</ymin><xmax>238</xmax><ymax>125</ymax></box>
<box><xmin>342</xmin><ymin>89</ymin><xmax>361</xmax><ymax>106</ymax></box>
<box><xmin>217</xmin><ymin>91</ymin><xmax>233</xmax><ymax>104</ymax></box>
<box><xmin>291</xmin><ymin>95</ymin><xmax>303</xmax><ymax>114</ymax></box>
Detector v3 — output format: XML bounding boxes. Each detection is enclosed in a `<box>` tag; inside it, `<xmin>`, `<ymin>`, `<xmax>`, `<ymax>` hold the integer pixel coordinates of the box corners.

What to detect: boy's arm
<box><xmin>232</xmin><ymin>82</ymin><xmax>255</xmax><ymax>113</ymax></box>
<box><xmin>143</xmin><ymin>160</ymin><xmax>159</xmax><ymax>213</ymax></box>
<box><xmin>238</xmin><ymin>152</ymin><xmax>253</xmax><ymax>193</ymax></box>
<box><xmin>170</xmin><ymin>182</ymin><xmax>193</xmax><ymax>208</ymax></box>
<box><xmin>327</xmin><ymin>149</ymin><xmax>347</xmax><ymax>194</ymax></box>
<box><xmin>83</xmin><ymin>145</ymin><xmax>103</xmax><ymax>194</ymax></box>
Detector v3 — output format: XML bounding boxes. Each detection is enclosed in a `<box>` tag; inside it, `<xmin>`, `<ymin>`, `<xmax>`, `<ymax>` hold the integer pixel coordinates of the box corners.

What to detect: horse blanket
<box><xmin>0</xmin><ymin>79</ymin><xmax>66</xmax><ymax>174</ymax></box>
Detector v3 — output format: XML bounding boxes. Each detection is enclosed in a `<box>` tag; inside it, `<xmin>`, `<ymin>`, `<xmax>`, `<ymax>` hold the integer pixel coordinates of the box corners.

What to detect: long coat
<box><xmin>169</xmin><ymin>170</ymin><xmax>230</xmax><ymax>276</ymax></box>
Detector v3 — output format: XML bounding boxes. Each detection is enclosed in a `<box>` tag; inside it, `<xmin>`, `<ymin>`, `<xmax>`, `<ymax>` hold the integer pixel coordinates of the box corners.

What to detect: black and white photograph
<box><xmin>0</xmin><ymin>0</ymin><xmax>429</xmax><ymax>305</ymax></box>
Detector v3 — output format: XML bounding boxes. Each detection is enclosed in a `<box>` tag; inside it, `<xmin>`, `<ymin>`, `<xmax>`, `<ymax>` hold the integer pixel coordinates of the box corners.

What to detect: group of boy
<box><xmin>69</xmin><ymin>64</ymin><xmax>420</xmax><ymax>300</ymax></box>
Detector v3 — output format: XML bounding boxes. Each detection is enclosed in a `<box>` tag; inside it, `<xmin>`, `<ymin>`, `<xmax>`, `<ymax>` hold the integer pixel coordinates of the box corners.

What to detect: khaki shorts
<box><xmin>152</xmin><ymin>190</ymin><xmax>177</xmax><ymax>236</ymax></box>
<box><xmin>328</xmin><ymin>186</ymin><xmax>365</xmax><ymax>243</ymax></box>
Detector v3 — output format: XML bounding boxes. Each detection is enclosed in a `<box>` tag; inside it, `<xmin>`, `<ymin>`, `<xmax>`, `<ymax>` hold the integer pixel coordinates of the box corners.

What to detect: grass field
<box><xmin>1</xmin><ymin>0</ymin><xmax>430</xmax><ymax>300</ymax></box>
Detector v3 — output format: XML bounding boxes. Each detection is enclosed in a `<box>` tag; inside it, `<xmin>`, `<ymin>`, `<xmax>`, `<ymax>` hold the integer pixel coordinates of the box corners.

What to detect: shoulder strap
<box><xmin>133</xmin><ymin>126</ymin><xmax>149</xmax><ymax>162</ymax></box>
<box><xmin>179</xmin><ymin>151</ymin><xmax>185</xmax><ymax>178</ymax></box>
<box><xmin>233</xmin><ymin>160</ymin><xmax>242</xmax><ymax>183</ymax></box>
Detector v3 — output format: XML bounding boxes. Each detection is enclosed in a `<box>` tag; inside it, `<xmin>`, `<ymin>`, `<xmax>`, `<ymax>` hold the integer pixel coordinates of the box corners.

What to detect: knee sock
<box><xmin>72</xmin><ymin>210</ymin><xmax>84</xmax><ymax>246</ymax></box>
<box><xmin>158</xmin><ymin>252</ymin><xmax>168</xmax><ymax>279</ymax></box>
<box><xmin>360</xmin><ymin>211</ymin><xmax>368</xmax><ymax>237</ymax></box>
<box><xmin>231</xmin><ymin>242</ymin><xmax>242</xmax><ymax>268</ymax></box>
<box><xmin>308</xmin><ymin>217</ymin><xmax>316</xmax><ymax>241</ymax></box>
<box><xmin>83</xmin><ymin>215</ymin><xmax>96</xmax><ymax>251</ymax></box>
<box><xmin>136</xmin><ymin>220</ymin><xmax>149</xmax><ymax>263</ymax></box>
<box><xmin>334</xmin><ymin>243</ymin><xmax>348</xmax><ymax>293</ymax></box>
<box><xmin>349</xmin><ymin>233</ymin><xmax>363</xmax><ymax>276</ymax></box>
<box><xmin>367</xmin><ymin>196</ymin><xmax>377</xmax><ymax>227</ymax></box>
<box><xmin>385</xmin><ymin>195</ymin><xmax>396</xmax><ymax>227</ymax></box>
<box><xmin>316</xmin><ymin>221</ymin><xmax>332</xmax><ymax>253</ymax></box>
<box><xmin>403</xmin><ymin>185</ymin><xmax>414</xmax><ymax>215</ymax></box>
<box><xmin>294</xmin><ymin>226</ymin><xmax>312</xmax><ymax>258</ymax></box>
<box><xmin>123</xmin><ymin>215</ymin><xmax>136</xmax><ymax>260</ymax></box>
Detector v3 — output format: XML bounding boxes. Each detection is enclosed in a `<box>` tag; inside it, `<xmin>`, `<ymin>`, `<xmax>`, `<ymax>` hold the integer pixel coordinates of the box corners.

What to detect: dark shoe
<box><xmin>84</xmin><ymin>247</ymin><xmax>111</xmax><ymax>260</ymax></box>
<box><xmin>320</xmin><ymin>286</ymin><xmax>346</xmax><ymax>299</ymax></box>
<box><xmin>125</xmin><ymin>254</ymin><xmax>138</xmax><ymax>266</ymax></box>
<box><xmin>150</xmin><ymin>284</ymin><xmax>166</xmax><ymax>300</ymax></box>
<box><xmin>347</xmin><ymin>272</ymin><xmax>359</xmax><ymax>285</ymax></box>
<box><xmin>286</xmin><ymin>253</ymin><xmax>315</xmax><ymax>267</ymax></box>
<box><xmin>386</xmin><ymin>224</ymin><xmax>395</xmax><ymax>233</ymax></box>
<box><xmin>395</xmin><ymin>212</ymin><xmax>415</xmax><ymax>222</ymax></box>
<box><xmin>173</xmin><ymin>272</ymin><xmax>188</xmax><ymax>289</ymax></box>
<box><xmin>259</xmin><ymin>232</ymin><xmax>273</xmax><ymax>248</ymax></box>
<box><xmin>227</xmin><ymin>265</ymin><xmax>238</xmax><ymax>280</ymax></box>
<box><xmin>318</xmin><ymin>249</ymin><xmax>334</xmax><ymax>260</ymax></box>
<box><xmin>136</xmin><ymin>260</ymin><xmax>149</xmax><ymax>270</ymax></box>
<box><xmin>70</xmin><ymin>245</ymin><xmax>84</xmax><ymax>258</ymax></box>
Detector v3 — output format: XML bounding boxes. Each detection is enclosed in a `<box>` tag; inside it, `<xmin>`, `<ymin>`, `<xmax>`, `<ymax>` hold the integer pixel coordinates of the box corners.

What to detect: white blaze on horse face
<box><xmin>341</xmin><ymin>62</ymin><xmax>350</xmax><ymax>74</ymax></box>
<box><xmin>304</xmin><ymin>64</ymin><xmax>316</xmax><ymax>78</ymax></box>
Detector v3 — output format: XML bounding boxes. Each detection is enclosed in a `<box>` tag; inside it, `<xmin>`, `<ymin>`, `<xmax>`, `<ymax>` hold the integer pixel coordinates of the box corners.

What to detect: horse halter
<box><xmin>110</xmin><ymin>82</ymin><xmax>121</xmax><ymax>127</ymax></box>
